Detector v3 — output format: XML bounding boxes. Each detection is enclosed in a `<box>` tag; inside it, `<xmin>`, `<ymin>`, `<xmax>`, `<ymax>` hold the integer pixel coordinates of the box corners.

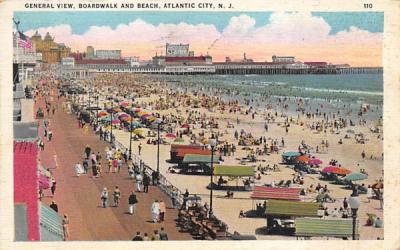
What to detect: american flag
<box><xmin>18</xmin><ymin>31</ymin><xmax>32</xmax><ymax>49</ymax></box>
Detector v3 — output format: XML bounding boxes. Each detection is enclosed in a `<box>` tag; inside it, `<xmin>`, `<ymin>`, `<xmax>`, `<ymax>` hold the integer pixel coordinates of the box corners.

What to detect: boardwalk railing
<box><xmin>113</xmin><ymin>139</ymin><xmax>232</xmax><ymax>238</ymax></box>
<box><xmin>113</xmin><ymin>139</ymin><xmax>185</xmax><ymax>206</ymax></box>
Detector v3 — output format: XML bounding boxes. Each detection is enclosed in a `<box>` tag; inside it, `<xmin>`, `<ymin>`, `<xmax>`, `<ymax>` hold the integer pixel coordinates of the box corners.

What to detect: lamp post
<box><xmin>208</xmin><ymin>137</ymin><xmax>217</xmax><ymax>217</ymax></box>
<box><xmin>156</xmin><ymin>119</ymin><xmax>163</xmax><ymax>174</ymax></box>
<box><xmin>110</xmin><ymin>110</ymin><xmax>113</xmax><ymax>144</ymax></box>
<box><xmin>349</xmin><ymin>188</ymin><xmax>360</xmax><ymax>240</ymax></box>
<box><xmin>95</xmin><ymin>94</ymin><xmax>99</xmax><ymax>128</ymax></box>
<box><xmin>129</xmin><ymin>117</ymin><xmax>133</xmax><ymax>160</ymax></box>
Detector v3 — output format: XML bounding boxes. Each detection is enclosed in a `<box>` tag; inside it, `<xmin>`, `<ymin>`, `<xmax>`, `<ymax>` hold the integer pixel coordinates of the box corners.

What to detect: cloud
<box><xmin>25</xmin><ymin>12</ymin><xmax>383</xmax><ymax>66</ymax></box>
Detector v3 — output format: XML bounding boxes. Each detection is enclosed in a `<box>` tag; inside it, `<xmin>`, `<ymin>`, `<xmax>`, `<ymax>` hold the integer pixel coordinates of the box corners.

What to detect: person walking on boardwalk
<box><xmin>75</xmin><ymin>162</ymin><xmax>83</xmax><ymax>177</ymax></box>
<box><xmin>62</xmin><ymin>214</ymin><xmax>70</xmax><ymax>241</ymax></box>
<box><xmin>138</xmin><ymin>143</ymin><xmax>142</xmax><ymax>155</ymax></box>
<box><xmin>84</xmin><ymin>145</ymin><xmax>91</xmax><ymax>159</ymax></box>
<box><xmin>171</xmin><ymin>187</ymin><xmax>178</xmax><ymax>208</ymax></box>
<box><xmin>128</xmin><ymin>191</ymin><xmax>138</xmax><ymax>215</ymax></box>
<box><xmin>143</xmin><ymin>174</ymin><xmax>150</xmax><ymax>193</ymax></box>
<box><xmin>113</xmin><ymin>186</ymin><xmax>121</xmax><ymax>207</ymax></box>
<box><xmin>50</xmin><ymin>177</ymin><xmax>56</xmax><ymax>196</ymax></box>
<box><xmin>135</xmin><ymin>172</ymin><xmax>143</xmax><ymax>192</ymax></box>
<box><xmin>159</xmin><ymin>200</ymin><xmax>166</xmax><ymax>222</ymax></box>
<box><xmin>151</xmin><ymin>200</ymin><xmax>160</xmax><ymax>223</ymax></box>
<box><xmin>101</xmin><ymin>187</ymin><xmax>109</xmax><ymax>208</ymax></box>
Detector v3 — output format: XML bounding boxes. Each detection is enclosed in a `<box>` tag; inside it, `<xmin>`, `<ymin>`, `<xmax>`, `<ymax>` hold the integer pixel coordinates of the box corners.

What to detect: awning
<box><xmin>295</xmin><ymin>218</ymin><xmax>358</xmax><ymax>238</ymax></box>
<box><xmin>176</xmin><ymin>148</ymin><xmax>211</xmax><ymax>158</ymax></box>
<box><xmin>182</xmin><ymin>154</ymin><xmax>220</xmax><ymax>164</ymax></box>
<box><xmin>251</xmin><ymin>186</ymin><xmax>301</xmax><ymax>201</ymax></box>
<box><xmin>39</xmin><ymin>203</ymin><xmax>64</xmax><ymax>241</ymax></box>
<box><xmin>213</xmin><ymin>165</ymin><xmax>254</xmax><ymax>177</ymax></box>
<box><xmin>14</xmin><ymin>121</ymin><xmax>39</xmax><ymax>142</ymax></box>
<box><xmin>266</xmin><ymin>200</ymin><xmax>320</xmax><ymax>217</ymax></box>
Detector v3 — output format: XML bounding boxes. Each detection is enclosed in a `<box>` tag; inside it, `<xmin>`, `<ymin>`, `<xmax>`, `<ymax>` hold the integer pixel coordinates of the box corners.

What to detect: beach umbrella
<box><xmin>296</xmin><ymin>155</ymin><xmax>310</xmax><ymax>163</ymax></box>
<box><xmin>322</xmin><ymin>166</ymin><xmax>351</xmax><ymax>175</ymax></box>
<box><xmin>343</xmin><ymin>173</ymin><xmax>368</xmax><ymax>182</ymax></box>
<box><xmin>141</xmin><ymin>114</ymin><xmax>151</xmax><ymax>119</ymax></box>
<box><xmin>119</xmin><ymin>101</ymin><xmax>130</xmax><ymax>107</ymax></box>
<box><xmin>152</xmin><ymin>118</ymin><xmax>163</xmax><ymax>125</ymax></box>
<box><xmin>119</xmin><ymin>113</ymin><xmax>130</xmax><ymax>118</ymax></box>
<box><xmin>113</xmin><ymin>107</ymin><xmax>122</xmax><ymax>113</ymax></box>
<box><xmin>120</xmin><ymin>116</ymin><xmax>132</xmax><ymax>122</ymax></box>
<box><xmin>137</xmin><ymin>111</ymin><xmax>148</xmax><ymax>116</ymax></box>
<box><xmin>147</xmin><ymin>116</ymin><xmax>157</xmax><ymax>122</ymax></box>
<box><xmin>181</xmin><ymin>124</ymin><xmax>189</xmax><ymax>129</ymax></box>
<box><xmin>98</xmin><ymin>111</ymin><xmax>108</xmax><ymax>117</ymax></box>
<box><xmin>112</xmin><ymin>119</ymin><xmax>120</xmax><ymax>124</ymax></box>
<box><xmin>308</xmin><ymin>158</ymin><xmax>323</xmax><ymax>165</ymax></box>
<box><xmin>128</xmin><ymin>121</ymin><xmax>142</xmax><ymax>127</ymax></box>
<box><xmin>165</xmin><ymin>133</ymin><xmax>177</xmax><ymax>139</ymax></box>
<box><xmin>133</xmin><ymin>107</ymin><xmax>141</xmax><ymax>112</ymax></box>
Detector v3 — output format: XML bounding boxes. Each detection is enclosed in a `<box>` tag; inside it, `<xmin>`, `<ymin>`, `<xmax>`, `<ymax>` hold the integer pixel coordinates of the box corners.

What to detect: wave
<box><xmin>292</xmin><ymin>86</ymin><xmax>383</xmax><ymax>96</ymax></box>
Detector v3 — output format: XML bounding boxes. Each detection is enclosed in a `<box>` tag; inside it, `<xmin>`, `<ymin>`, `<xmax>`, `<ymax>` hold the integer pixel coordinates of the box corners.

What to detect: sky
<box><xmin>14</xmin><ymin>12</ymin><xmax>384</xmax><ymax>66</ymax></box>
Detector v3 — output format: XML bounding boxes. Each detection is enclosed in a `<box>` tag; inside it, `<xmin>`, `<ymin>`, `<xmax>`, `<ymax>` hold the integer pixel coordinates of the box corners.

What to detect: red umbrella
<box><xmin>181</xmin><ymin>124</ymin><xmax>189</xmax><ymax>129</ymax></box>
<box><xmin>133</xmin><ymin>107</ymin><xmax>141</xmax><ymax>112</ymax></box>
<box><xmin>119</xmin><ymin>101</ymin><xmax>130</xmax><ymax>107</ymax></box>
<box><xmin>322</xmin><ymin>166</ymin><xmax>351</xmax><ymax>175</ymax></box>
<box><xmin>165</xmin><ymin>133</ymin><xmax>177</xmax><ymax>139</ymax></box>
<box><xmin>112</xmin><ymin>119</ymin><xmax>121</xmax><ymax>124</ymax></box>
<box><xmin>309</xmin><ymin>158</ymin><xmax>323</xmax><ymax>165</ymax></box>
<box><xmin>296</xmin><ymin>155</ymin><xmax>310</xmax><ymax>163</ymax></box>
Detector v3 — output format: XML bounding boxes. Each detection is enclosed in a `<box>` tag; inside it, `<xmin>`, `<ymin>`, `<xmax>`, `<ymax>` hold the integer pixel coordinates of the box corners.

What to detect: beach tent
<box><xmin>251</xmin><ymin>186</ymin><xmax>301</xmax><ymax>201</ymax></box>
<box><xmin>213</xmin><ymin>165</ymin><xmax>254</xmax><ymax>177</ymax></box>
<box><xmin>295</xmin><ymin>218</ymin><xmax>357</xmax><ymax>239</ymax></box>
<box><xmin>182</xmin><ymin>154</ymin><xmax>220</xmax><ymax>164</ymax></box>
<box><xmin>266</xmin><ymin>200</ymin><xmax>320</xmax><ymax>217</ymax></box>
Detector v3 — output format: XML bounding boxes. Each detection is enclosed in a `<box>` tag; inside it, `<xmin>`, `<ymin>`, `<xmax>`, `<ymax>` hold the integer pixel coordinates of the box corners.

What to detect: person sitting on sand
<box><xmin>239</xmin><ymin>210</ymin><xmax>245</xmax><ymax>218</ymax></box>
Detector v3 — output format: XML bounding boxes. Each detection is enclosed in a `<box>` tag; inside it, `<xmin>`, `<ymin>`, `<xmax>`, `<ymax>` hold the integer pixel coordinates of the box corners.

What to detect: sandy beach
<box><xmin>69</xmin><ymin>73</ymin><xmax>383</xmax><ymax>239</ymax></box>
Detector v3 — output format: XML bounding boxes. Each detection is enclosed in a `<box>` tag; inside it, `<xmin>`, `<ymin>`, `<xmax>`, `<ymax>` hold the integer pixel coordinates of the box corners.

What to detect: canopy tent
<box><xmin>182</xmin><ymin>154</ymin><xmax>220</xmax><ymax>164</ymax></box>
<box><xmin>266</xmin><ymin>200</ymin><xmax>320</xmax><ymax>217</ymax></box>
<box><xmin>295</xmin><ymin>218</ymin><xmax>358</xmax><ymax>238</ymax></box>
<box><xmin>213</xmin><ymin>165</ymin><xmax>254</xmax><ymax>177</ymax></box>
<box><xmin>251</xmin><ymin>186</ymin><xmax>301</xmax><ymax>201</ymax></box>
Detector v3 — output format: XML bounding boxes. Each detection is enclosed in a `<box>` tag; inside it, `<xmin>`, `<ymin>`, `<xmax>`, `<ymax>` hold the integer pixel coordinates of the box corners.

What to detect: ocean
<box><xmin>151</xmin><ymin>74</ymin><xmax>383</xmax><ymax>121</ymax></box>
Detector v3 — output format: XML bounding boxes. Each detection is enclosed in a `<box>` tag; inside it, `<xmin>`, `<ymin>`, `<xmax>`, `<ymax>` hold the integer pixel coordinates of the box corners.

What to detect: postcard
<box><xmin>0</xmin><ymin>0</ymin><xmax>399</xmax><ymax>249</ymax></box>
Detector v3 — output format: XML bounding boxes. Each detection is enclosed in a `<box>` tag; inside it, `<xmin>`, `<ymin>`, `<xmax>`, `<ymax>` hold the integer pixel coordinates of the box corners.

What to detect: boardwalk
<box><xmin>35</xmin><ymin>93</ymin><xmax>191</xmax><ymax>241</ymax></box>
